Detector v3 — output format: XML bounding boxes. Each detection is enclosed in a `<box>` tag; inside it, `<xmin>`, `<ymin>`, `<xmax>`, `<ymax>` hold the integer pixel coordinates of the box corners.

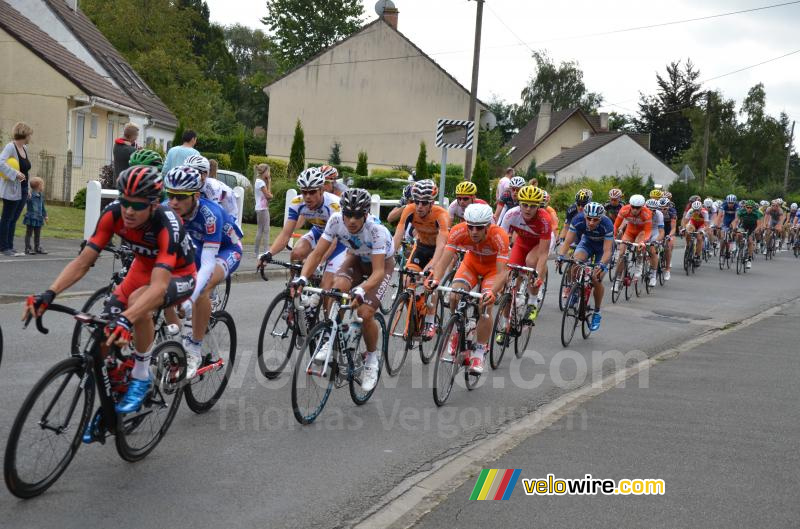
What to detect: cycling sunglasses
<box><xmin>414</xmin><ymin>200</ymin><xmax>432</xmax><ymax>206</ymax></box>
<box><xmin>519</xmin><ymin>202</ymin><xmax>540</xmax><ymax>209</ymax></box>
<box><xmin>342</xmin><ymin>209</ymin><xmax>366</xmax><ymax>219</ymax></box>
<box><xmin>456</xmin><ymin>196</ymin><xmax>472</xmax><ymax>202</ymax></box>
<box><xmin>466</xmin><ymin>224</ymin><xmax>487</xmax><ymax>232</ymax></box>
<box><xmin>119</xmin><ymin>197</ymin><xmax>153</xmax><ymax>211</ymax></box>
<box><xmin>166</xmin><ymin>191</ymin><xmax>194</xmax><ymax>201</ymax></box>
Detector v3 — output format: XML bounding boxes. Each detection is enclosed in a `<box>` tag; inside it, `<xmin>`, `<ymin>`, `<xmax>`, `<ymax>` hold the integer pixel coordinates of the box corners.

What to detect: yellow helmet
<box><xmin>649</xmin><ymin>189</ymin><xmax>663</xmax><ymax>199</ymax></box>
<box><xmin>455</xmin><ymin>181</ymin><xmax>477</xmax><ymax>196</ymax></box>
<box><xmin>517</xmin><ymin>185</ymin><xmax>545</xmax><ymax>205</ymax></box>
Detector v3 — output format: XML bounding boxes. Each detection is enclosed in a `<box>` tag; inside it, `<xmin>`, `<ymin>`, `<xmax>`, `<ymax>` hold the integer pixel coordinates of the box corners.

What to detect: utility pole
<box><xmin>700</xmin><ymin>91</ymin><xmax>711</xmax><ymax>193</ymax></box>
<box><xmin>463</xmin><ymin>0</ymin><xmax>484</xmax><ymax>181</ymax></box>
<box><xmin>783</xmin><ymin>120</ymin><xmax>795</xmax><ymax>194</ymax></box>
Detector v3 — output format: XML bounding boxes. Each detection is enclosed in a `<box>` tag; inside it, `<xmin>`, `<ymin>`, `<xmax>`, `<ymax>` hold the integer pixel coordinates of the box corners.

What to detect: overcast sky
<box><xmin>206</xmin><ymin>0</ymin><xmax>800</xmax><ymax>127</ymax></box>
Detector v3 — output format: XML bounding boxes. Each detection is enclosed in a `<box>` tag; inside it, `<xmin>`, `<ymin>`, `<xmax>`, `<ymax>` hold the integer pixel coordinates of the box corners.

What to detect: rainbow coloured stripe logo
<box><xmin>469</xmin><ymin>469</ymin><xmax>521</xmax><ymax>500</ymax></box>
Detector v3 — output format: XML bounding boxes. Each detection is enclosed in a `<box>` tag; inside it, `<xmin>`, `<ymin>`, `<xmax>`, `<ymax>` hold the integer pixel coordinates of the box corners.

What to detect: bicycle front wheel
<box><xmin>291</xmin><ymin>322</ymin><xmax>334</xmax><ymax>424</ymax></box>
<box><xmin>489</xmin><ymin>294</ymin><xmax>511</xmax><ymax>370</ymax></box>
<box><xmin>384</xmin><ymin>292</ymin><xmax>412</xmax><ymax>376</ymax></box>
<box><xmin>515</xmin><ymin>292</ymin><xmax>535</xmax><ymax>358</ymax></box>
<box><xmin>115</xmin><ymin>340</ymin><xmax>185</xmax><ymax>462</ymax></box>
<box><xmin>5</xmin><ymin>357</ymin><xmax>93</xmax><ymax>498</ymax></box>
<box><xmin>185</xmin><ymin>310</ymin><xmax>237</xmax><ymax>413</ymax></box>
<box><xmin>210</xmin><ymin>275</ymin><xmax>232</xmax><ymax>312</ymax></box>
<box><xmin>350</xmin><ymin>313</ymin><xmax>386</xmax><ymax>405</ymax></box>
<box><xmin>257</xmin><ymin>291</ymin><xmax>297</xmax><ymax>379</ymax></box>
<box><xmin>432</xmin><ymin>316</ymin><xmax>460</xmax><ymax>407</ymax></box>
<box><xmin>560</xmin><ymin>285</ymin><xmax>580</xmax><ymax>347</ymax></box>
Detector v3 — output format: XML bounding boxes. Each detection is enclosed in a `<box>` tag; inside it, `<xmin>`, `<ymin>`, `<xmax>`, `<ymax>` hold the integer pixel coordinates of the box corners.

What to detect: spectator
<box><xmin>0</xmin><ymin>122</ymin><xmax>33</xmax><ymax>256</ymax></box>
<box><xmin>162</xmin><ymin>129</ymin><xmax>199</xmax><ymax>175</ymax></box>
<box><xmin>23</xmin><ymin>176</ymin><xmax>47</xmax><ymax>254</ymax></box>
<box><xmin>112</xmin><ymin>122</ymin><xmax>139</xmax><ymax>178</ymax></box>
<box><xmin>253</xmin><ymin>163</ymin><xmax>273</xmax><ymax>256</ymax></box>
<box><xmin>496</xmin><ymin>167</ymin><xmax>514</xmax><ymax>203</ymax></box>
<box><xmin>208</xmin><ymin>158</ymin><xmax>218</xmax><ymax>179</ymax></box>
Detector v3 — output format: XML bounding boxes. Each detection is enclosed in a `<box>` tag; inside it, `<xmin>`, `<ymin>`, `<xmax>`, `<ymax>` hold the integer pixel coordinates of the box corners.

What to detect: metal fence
<box><xmin>29</xmin><ymin>151</ymin><xmax>111</xmax><ymax>203</ymax></box>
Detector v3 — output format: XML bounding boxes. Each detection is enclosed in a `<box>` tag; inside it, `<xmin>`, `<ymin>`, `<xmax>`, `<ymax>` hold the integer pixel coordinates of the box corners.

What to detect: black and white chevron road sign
<box><xmin>436</xmin><ymin>119</ymin><xmax>474</xmax><ymax>150</ymax></box>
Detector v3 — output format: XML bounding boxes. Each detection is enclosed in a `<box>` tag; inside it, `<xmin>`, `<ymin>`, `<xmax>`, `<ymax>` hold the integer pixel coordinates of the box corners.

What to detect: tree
<box><xmin>288</xmin><ymin>119</ymin><xmax>305</xmax><ymax>179</ymax></box>
<box><xmin>329</xmin><ymin>142</ymin><xmax>342</xmax><ymax>165</ymax></box>
<box><xmin>473</xmin><ymin>157</ymin><xmax>491</xmax><ymax>204</ymax></box>
<box><xmin>513</xmin><ymin>50</ymin><xmax>603</xmax><ymax>128</ymax></box>
<box><xmin>525</xmin><ymin>159</ymin><xmax>539</xmax><ymax>181</ymax></box>
<box><xmin>232</xmin><ymin>128</ymin><xmax>247</xmax><ymax>171</ymax></box>
<box><xmin>356</xmin><ymin>151</ymin><xmax>368</xmax><ymax>176</ymax></box>
<box><xmin>486</xmin><ymin>96</ymin><xmax>517</xmax><ymax>143</ymax></box>
<box><xmin>262</xmin><ymin>0</ymin><xmax>364</xmax><ymax>71</ymax></box>
<box><xmin>634</xmin><ymin>59</ymin><xmax>703</xmax><ymax>163</ymax></box>
<box><xmin>609</xmin><ymin>112</ymin><xmax>637</xmax><ymax>132</ymax></box>
<box><xmin>415</xmin><ymin>142</ymin><xmax>429</xmax><ymax>179</ymax></box>
<box><xmin>172</xmin><ymin>121</ymin><xmax>185</xmax><ymax>148</ymax></box>
<box><xmin>676</xmin><ymin>90</ymin><xmax>738</xmax><ymax>180</ymax></box>
<box><xmin>476</xmin><ymin>127</ymin><xmax>510</xmax><ymax>179</ymax></box>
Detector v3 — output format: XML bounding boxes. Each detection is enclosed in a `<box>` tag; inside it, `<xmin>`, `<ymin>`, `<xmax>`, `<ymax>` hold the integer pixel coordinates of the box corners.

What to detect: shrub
<box><xmin>356</xmin><ymin>151</ymin><xmax>368</xmax><ymax>176</ymax></box>
<box><xmin>335</xmin><ymin>165</ymin><xmax>356</xmax><ymax>174</ymax></box>
<box><xmin>415</xmin><ymin>142</ymin><xmax>429</xmax><ymax>180</ymax></box>
<box><xmin>473</xmin><ymin>158</ymin><xmax>491</xmax><ymax>203</ymax></box>
<box><xmin>426</xmin><ymin>162</ymin><xmax>464</xmax><ymax>177</ymax></box>
<box><xmin>248</xmin><ymin>156</ymin><xmax>288</xmax><ymax>181</ymax></box>
<box><xmin>288</xmin><ymin>119</ymin><xmax>305</xmax><ymax>179</ymax></box>
<box><xmin>268</xmin><ymin>178</ymin><xmax>298</xmax><ymax>226</ymax></box>
<box><xmin>72</xmin><ymin>187</ymin><xmax>87</xmax><ymax>209</ymax></box>
<box><xmin>242</xmin><ymin>186</ymin><xmax>256</xmax><ymax>224</ymax></box>
<box><xmin>329</xmin><ymin>142</ymin><xmax>342</xmax><ymax>165</ymax></box>
<box><xmin>201</xmin><ymin>152</ymin><xmax>232</xmax><ymax>170</ymax></box>
<box><xmin>370</xmin><ymin>168</ymin><xmax>410</xmax><ymax>179</ymax></box>
<box><xmin>232</xmin><ymin>129</ymin><xmax>247</xmax><ymax>171</ymax></box>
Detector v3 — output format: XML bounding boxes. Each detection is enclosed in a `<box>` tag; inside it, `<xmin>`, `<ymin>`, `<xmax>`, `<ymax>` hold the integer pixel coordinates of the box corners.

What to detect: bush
<box><xmin>335</xmin><ymin>165</ymin><xmax>356</xmax><ymax>174</ymax></box>
<box><xmin>72</xmin><ymin>187</ymin><xmax>87</xmax><ymax>209</ymax></box>
<box><xmin>426</xmin><ymin>162</ymin><xmax>464</xmax><ymax>177</ymax></box>
<box><xmin>329</xmin><ymin>142</ymin><xmax>342</xmax><ymax>165</ymax></box>
<box><xmin>268</xmin><ymin>178</ymin><xmax>298</xmax><ymax>227</ymax></box>
<box><xmin>196</xmin><ymin>134</ymin><xmax>265</xmax><ymax>160</ymax></box>
<box><xmin>370</xmin><ymin>168</ymin><xmax>410</xmax><ymax>179</ymax></box>
<box><xmin>248</xmin><ymin>156</ymin><xmax>288</xmax><ymax>181</ymax></box>
<box><xmin>201</xmin><ymin>152</ymin><xmax>232</xmax><ymax>170</ymax></box>
<box><xmin>416</xmin><ymin>142</ymin><xmax>429</xmax><ymax>180</ymax></box>
<box><xmin>242</xmin><ymin>186</ymin><xmax>256</xmax><ymax>224</ymax></box>
<box><xmin>473</xmin><ymin>158</ymin><xmax>491</xmax><ymax>203</ymax></box>
<box><xmin>356</xmin><ymin>151</ymin><xmax>368</xmax><ymax>176</ymax></box>
<box><xmin>288</xmin><ymin>119</ymin><xmax>305</xmax><ymax>179</ymax></box>
<box><xmin>232</xmin><ymin>129</ymin><xmax>247</xmax><ymax>172</ymax></box>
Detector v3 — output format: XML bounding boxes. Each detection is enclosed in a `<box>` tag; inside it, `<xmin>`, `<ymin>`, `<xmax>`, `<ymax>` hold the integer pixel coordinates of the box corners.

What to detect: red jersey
<box><xmin>447</xmin><ymin>222</ymin><xmax>510</xmax><ymax>264</ymax></box>
<box><xmin>87</xmin><ymin>203</ymin><xmax>196</xmax><ymax>275</ymax></box>
<box><xmin>498</xmin><ymin>206</ymin><xmax>552</xmax><ymax>244</ymax></box>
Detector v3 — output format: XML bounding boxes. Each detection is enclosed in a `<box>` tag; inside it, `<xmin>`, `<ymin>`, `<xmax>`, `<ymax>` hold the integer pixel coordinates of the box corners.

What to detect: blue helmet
<box><xmin>584</xmin><ymin>202</ymin><xmax>605</xmax><ymax>218</ymax></box>
<box><xmin>726</xmin><ymin>194</ymin><xmax>737</xmax><ymax>203</ymax></box>
<box><xmin>164</xmin><ymin>165</ymin><xmax>203</xmax><ymax>192</ymax></box>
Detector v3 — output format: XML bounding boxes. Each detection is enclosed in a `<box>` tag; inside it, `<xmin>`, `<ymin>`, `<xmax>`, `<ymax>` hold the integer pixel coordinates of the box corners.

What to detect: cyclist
<box><xmin>128</xmin><ymin>149</ymin><xmax>164</xmax><ymax>170</ymax></box>
<box><xmin>448</xmin><ymin>181</ymin><xmax>488</xmax><ymax>225</ymax></box>
<box><xmin>494</xmin><ymin>175</ymin><xmax>526</xmax><ymax>224</ymax></box>
<box><xmin>658</xmin><ymin>197</ymin><xmax>677</xmax><ymax>280</ymax></box>
<box><xmin>163</xmin><ymin>166</ymin><xmax>242</xmax><ymax>379</ymax></box>
<box><xmin>703</xmin><ymin>198</ymin><xmax>719</xmax><ymax>250</ymax></box>
<box><xmin>258</xmin><ymin>168</ymin><xmax>345</xmax><ymax>292</ymax></box>
<box><xmin>681</xmin><ymin>200</ymin><xmax>709</xmax><ymax>266</ymax></box>
<box><xmin>184</xmin><ymin>154</ymin><xmax>239</xmax><ymax>219</ymax></box>
<box><xmin>557</xmin><ymin>202</ymin><xmax>613</xmax><ymax>331</ymax></box>
<box><xmin>604</xmin><ymin>188</ymin><xmax>625</xmax><ymax>222</ymax></box>
<box><xmin>427</xmin><ymin>203</ymin><xmax>509</xmax><ymax>374</ymax></box>
<box><xmin>24</xmin><ymin>166</ymin><xmax>196</xmax><ymax>420</ymax></box>
<box><xmin>731</xmin><ymin>200</ymin><xmax>762</xmax><ymax>269</ymax></box>
<box><xmin>612</xmin><ymin>194</ymin><xmax>652</xmax><ymax>291</ymax></box>
<box><xmin>499</xmin><ymin>186</ymin><xmax>550</xmax><ymax>322</ymax></box>
<box><xmin>763</xmin><ymin>199</ymin><xmax>785</xmax><ymax>251</ymax></box>
<box><xmin>558</xmin><ymin>189</ymin><xmax>593</xmax><ymax>243</ymax></box>
<box><xmin>393</xmin><ymin>179</ymin><xmax>450</xmax><ymax>339</ymax></box>
<box><xmin>645</xmin><ymin>198</ymin><xmax>665</xmax><ymax>287</ymax></box>
<box><xmin>542</xmin><ymin>190</ymin><xmax>559</xmax><ymax>254</ymax></box>
<box><xmin>320</xmin><ymin>164</ymin><xmax>347</xmax><ymax>196</ymax></box>
<box><xmin>716</xmin><ymin>194</ymin><xmax>740</xmax><ymax>254</ymax></box>
<box><xmin>293</xmin><ymin>188</ymin><xmax>395</xmax><ymax>392</ymax></box>
<box><xmin>684</xmin><ymin>194</ymin><xmax>702</xmax><ymax>215</ymax></box>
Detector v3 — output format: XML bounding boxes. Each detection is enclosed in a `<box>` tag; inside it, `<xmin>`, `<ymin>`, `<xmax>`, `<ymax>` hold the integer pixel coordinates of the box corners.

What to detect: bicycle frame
<box><xmin>301</xmin><ymin>287</ymin><xmax>356</xmax><ymax>379</ymax></box>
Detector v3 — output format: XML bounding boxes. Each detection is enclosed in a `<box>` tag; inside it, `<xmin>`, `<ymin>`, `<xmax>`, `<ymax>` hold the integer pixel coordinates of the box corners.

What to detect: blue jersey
<box><xmin>172</xmin><ymin>198</ymin><xmax>243</xmax><ymax>264</ymax></box>
<box><xmin>719</xmin><ymin>202</ymin><xmax>739</xmax><ymax>225</ymax></box>
<box><xmin>569</xmin><ymin>213</ymin><xmax>614</xmax><ymax>246</ymax></box>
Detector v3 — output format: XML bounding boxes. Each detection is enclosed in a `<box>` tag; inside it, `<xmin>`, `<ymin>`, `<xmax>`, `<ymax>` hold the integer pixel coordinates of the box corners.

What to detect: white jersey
<box><xmin>202</xmin><ymin>178</ymin><xmax>238</xmax><ymax>218</ymax></box>
<box><xmin>649</xmin><ymin>209</ymin><xmax>665</xmax><ymax>241</ymax></box>
<box><xmin>287</xmin><ymin>191</ymin><xmax>341</xmax><ymax>230</ymax></box>
<box><xmin>322</xmin><ymin>213</ymin><xmax>394</xmax><ymax>262</ymax></box>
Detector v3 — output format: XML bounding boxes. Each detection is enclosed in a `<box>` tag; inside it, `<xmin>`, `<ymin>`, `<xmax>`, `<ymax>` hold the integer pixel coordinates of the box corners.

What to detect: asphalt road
<box><xmin>1</xmin><ymin>244</ymin><xmax>798</xmax><ymax>528</ymax></box>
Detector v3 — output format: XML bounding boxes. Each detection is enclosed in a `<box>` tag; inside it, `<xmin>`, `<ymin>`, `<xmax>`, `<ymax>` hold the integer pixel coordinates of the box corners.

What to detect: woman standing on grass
<box><xmin>0</xmin><ymin>122</ymin><xmax>33</xmax><ymax>256</ymax></box>
<box><xmin>253</xmin><ymin>163</ymin><xmax>273</xmax><ymax>257</ymax></box>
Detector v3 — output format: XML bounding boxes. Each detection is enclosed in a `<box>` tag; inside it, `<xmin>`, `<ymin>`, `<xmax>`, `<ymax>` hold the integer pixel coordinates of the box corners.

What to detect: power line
<box><xmin>485</xmin><ymin>3</ymin><xmax>535</xmax><ymax>54</ymax></box>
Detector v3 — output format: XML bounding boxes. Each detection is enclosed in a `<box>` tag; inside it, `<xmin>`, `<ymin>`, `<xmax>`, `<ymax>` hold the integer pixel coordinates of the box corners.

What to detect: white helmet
<box><xmin>645</xmin><ymin>198</ymin><xmax>659</xmax><ymax>209</ymax></box>
<box><xmin>464</xmin><ymin>203</ymin><xmax>493</xmax><ymax>226</ymax></box>
<box><xmin>760</xmin><ymin>200</ymin><xmax>769</xmax><ymax>207</ymax></box>
<box><xmin>509</xmin><ymin>176</ymin><xmax>526</xmax><ymax>188</ymax></box>
<box><xmin>629</xmin><ymin>194</ymin><xmax>645</xmax><ymax>207</ymax></box>
<box><xmin>184</xmin><ymin>154</ymin><xmax>210</xmax><ymax>174</ymax></box>
<box><xmin>296</xmin><ymin>167</ymin><xmax>324</xmax><ymax>190</ymax></box>
<box><xmin>791</xmin><ymin>203</ymin><xmax>798</xmax><ymax>210</ymax></box>
<box><xmin>691</xmin><ymin>200</ymin><xmax>702</xmax><ymax>211</ymax></box>
<box><xmin>703</xmin><ymin>198</ymin><xmax>713</xmax><ymax>208</ymax></box>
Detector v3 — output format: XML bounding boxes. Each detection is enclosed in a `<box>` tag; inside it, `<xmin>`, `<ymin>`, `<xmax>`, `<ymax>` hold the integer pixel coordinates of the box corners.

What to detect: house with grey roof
<box><xmin>0</xmin><ymin>0</ymin><xmax>177</xmax><ymax>200</ymax></box>
<box><xmin>508</xmin><ymin>103</ymin><xmax>677</xmax><ymax>186</ymax></box>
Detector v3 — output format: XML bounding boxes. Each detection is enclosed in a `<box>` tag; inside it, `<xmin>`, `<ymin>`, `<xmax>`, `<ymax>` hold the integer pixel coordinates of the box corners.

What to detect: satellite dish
<box><xmin>480</xmin><ymin>111</ymin><xmax>497</xmax><ymax>130</ymax></box>
<box><xmin>375</xmin><ymin>0</ymin><xmax>395</xmax><ymax>16</ymax></box>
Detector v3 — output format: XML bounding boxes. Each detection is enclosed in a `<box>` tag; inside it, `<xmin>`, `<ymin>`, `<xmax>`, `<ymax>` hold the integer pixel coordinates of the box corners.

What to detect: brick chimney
<box><xmin>382</xmin><ymin>6</ymin><xmax>399</xmax><ymax>30</ymax></box>
<box><xmin>599</xmin><ymin>112</ymin><xmax>609</xmax><ymax>131</ymax></box>
<box><xmin>534</xmin><ymin>102</ymin><xmax>552</xmax><ymax>143</ymax></box>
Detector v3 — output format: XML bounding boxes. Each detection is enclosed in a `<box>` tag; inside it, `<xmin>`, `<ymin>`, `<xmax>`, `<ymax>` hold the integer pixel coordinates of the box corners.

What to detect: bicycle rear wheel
<box><xmin>515</xmin><ymin>291</ymin><xmax>534</xmax><ymax>358</ymax></box>
<box><xmin>4</xmin><ymin>357</ymin><xmax>93</xmax><ymax>499</ymax></box>
<box><xmin>291</xmin><ymin>322</ymin><xmax>334</xmax><ymax>424</ymax></box>
<box><xmin>419</xmin><ymin>292</ymin><xmax>444</xmax><ymax>365</ymax></box>
<box><xmin>385</xmin><ymin>292</ymin><xmax>412</xmax><ymax>376</ymax></box>
<box><xmin>432</xmin><ymin>316</ymin><xmax>460</xmax><ymax>407</ymax></box>
<box><xmin>558</xmin><ymin>263</ymin><xmax>572</xmax><ymax>311</ymax></box>
<box><xmin>184</xmin><ymin>310</ymin><xmax>236</xmax><ymax>413</ymax></box>
<box><xmin>257</xmin><ymin>291</ymin><xmax>297</xmax><ymax>379</ymax></box>
<box><xmin>115</xmin><ymin>341</ymin><xmax>185</xmax><ymax>462</ymax></box>
<box><xmin>489</xmin><ymin>294</ymin><xmax>511</xmax><ymax>370</ymax></box>
<box><xmin>210</xmin><ymin>275</ymin><xmax>232</xmax><ymax>312</ymax></box>
<box><xmin>560</xmin><ymin>285</ymin><xmax>580</xmax><ymax>347</ymax></box>
<box><xmin>349</xmin><ymin>313</ymin><xmax>386</xmax><ymax>405</ymax></box>
<box><xmin>611</xmin><ymin>268</ymin><xmax>623</xmax><ymax>304</ymax></box>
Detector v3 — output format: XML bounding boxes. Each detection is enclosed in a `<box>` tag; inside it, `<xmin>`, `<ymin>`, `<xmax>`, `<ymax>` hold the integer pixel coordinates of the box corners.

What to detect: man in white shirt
<box><xmin>496</xmin><ymin>167</ymin><xmax>514</xmax><ymax>204</ymax></box>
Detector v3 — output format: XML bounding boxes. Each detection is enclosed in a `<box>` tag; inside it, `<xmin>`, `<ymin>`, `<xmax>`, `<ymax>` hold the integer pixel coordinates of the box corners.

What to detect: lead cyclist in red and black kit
<box><xmin>23</xmin><ymin>166</ymin><xmax>197</xmax><ymax>423</ymax></box>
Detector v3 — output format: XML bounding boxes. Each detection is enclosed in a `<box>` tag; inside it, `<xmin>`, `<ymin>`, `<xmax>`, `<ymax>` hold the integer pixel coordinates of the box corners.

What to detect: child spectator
<box><xmin>23</xmin><ymin>176</ymin><xmax>47</xmax><ymax>254</ymax></box>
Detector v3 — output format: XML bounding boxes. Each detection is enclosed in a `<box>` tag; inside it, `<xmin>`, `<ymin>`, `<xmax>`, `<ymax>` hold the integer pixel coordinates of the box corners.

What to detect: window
<box><xmin>90</xmin><ymin>114</ymin><xmax>98</xmax><ymax>138</ymax></box>
<box><xmin>73</xmin><ymin>113</ymin><xmax>85</xmax><ymax>167</ymax></box>
<box><xmin>106</xmin><ymin>120</ymin><xmax>115</xmax><ymax>163</ymax></box>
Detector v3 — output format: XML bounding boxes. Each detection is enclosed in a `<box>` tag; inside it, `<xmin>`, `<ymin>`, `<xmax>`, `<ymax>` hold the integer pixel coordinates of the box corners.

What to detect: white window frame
<box><xmin>90</xmin><ymin>114</ymin><xmax>98</xmax><ymax>138</ymax></box>
<box><xmin>73</xmin><ymin>112</ymin><xmax>86</xmax><ymax>167</ymax></box>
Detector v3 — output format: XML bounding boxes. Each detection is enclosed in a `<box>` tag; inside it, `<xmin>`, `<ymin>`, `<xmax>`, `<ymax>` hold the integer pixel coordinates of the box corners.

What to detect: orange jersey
<box><xmin>447</xmin><ymin>222</ymin><xmax>510</xmax><ymax>264</ymax></box>
<box><xmin>545</xmin><ymin>206</ymin><xmax>558</xmax><ymax>233</ymax></box>
<box><xmin>614</xmin><ymin>204</ymin><xmax>653</xmax><ymax>240</ymax></box>
<box><xmin>395</xmin><ymin>203</ymin><xmax>450</xmax><ymax>247</ymax></box>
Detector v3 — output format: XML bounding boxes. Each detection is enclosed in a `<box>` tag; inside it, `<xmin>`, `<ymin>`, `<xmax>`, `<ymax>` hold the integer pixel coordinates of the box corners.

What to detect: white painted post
<box><xmin>371</xmin><ymin>193</ymin><xmax>381</xmax><ymax>220</ymax></box>
<box><xmin>284</xmin><ymin>188</ymin><xmax>297</xmax><ymax>225</ymax></box>
<box><xmin>84</xmin><ymin>180</ymin><xmax>102</xmax><ymax>240</ymax></box>
<box><xmin>233</xmin><ymin>186</ymin><xmax>244</xmax><ymax>228</ymax></box>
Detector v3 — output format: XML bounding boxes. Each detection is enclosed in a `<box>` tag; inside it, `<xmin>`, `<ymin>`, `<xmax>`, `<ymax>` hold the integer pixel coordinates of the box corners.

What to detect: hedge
<box><xmin>426</xmin><ymin>162</ymin><xmax>464</xmax><ymax>177</ymax></box>
<box><xmin>370</xmin><ymin>168</ymin><xmax>410</xmax><ymax>179</ymax></box>
<box><xmin>196</xmin><ymin>135</ymin><xmax>265</xmax><ymax>160</ymax></box>
<box><xmin>201</xmin><ymin>152</ymin><xmax>232</xmax><ymax>170</ymax></box>
<box><xmin>248</xmin><ymin>155</ymin><xmax>289</xmax><ymax>181</ymax></box>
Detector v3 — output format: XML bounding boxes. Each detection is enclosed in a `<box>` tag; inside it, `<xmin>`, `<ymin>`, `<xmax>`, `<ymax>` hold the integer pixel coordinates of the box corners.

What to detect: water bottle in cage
<box><xmin>349</xmin><ymin>321</ymin><xmax>362</xmax><ymax>350</ymax></box>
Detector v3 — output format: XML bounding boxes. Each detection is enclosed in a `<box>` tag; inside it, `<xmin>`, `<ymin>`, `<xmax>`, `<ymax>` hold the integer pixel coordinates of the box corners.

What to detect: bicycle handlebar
<box><xmin>24</xmin><ymin>303</ymin><xmax>108</xmax><ymax>336</ymax></box>
<box><xmin>435</xmin><ymin>285</ymin><xmax>483</xmax><ymax>300</ymax></box>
